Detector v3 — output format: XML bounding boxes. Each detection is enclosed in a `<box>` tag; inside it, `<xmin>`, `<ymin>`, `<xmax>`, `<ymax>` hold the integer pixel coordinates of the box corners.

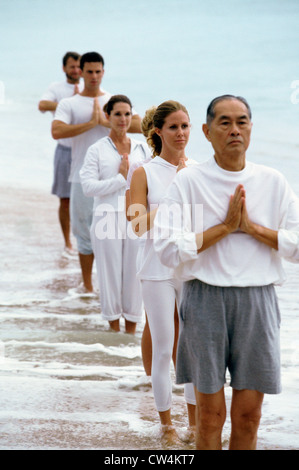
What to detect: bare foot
<box><xmin>180</xmin><ymin>425</ymin><xmax>196</xmax><ymax>444</ymax></box>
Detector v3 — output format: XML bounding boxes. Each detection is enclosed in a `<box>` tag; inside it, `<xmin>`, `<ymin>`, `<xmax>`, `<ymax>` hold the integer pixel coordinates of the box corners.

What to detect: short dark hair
<box><xmin>62</xmin><ymin>51</ymin><xmax>80</xmax><ymax>67</ymax></box>
<box><xmin>80</xmin><ymin>52</ymin><xmax>104</xmax><ymax>70</ymax></box>
<box><xmin>103</xmin><ymin>95</ymin><xmax>132</xmax><ymax>115</ymax></box>
<box><xmin>206</xmin><ymin>95</ymin><xmax>252</xmax><ymax>126</ymax></box>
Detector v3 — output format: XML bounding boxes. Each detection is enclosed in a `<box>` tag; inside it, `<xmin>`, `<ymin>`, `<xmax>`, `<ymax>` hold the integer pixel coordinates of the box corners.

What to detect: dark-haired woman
<box><xmin>80</xmin><ymin>95</ymin><xmax>151</xmax><ymax>333</ymax></box>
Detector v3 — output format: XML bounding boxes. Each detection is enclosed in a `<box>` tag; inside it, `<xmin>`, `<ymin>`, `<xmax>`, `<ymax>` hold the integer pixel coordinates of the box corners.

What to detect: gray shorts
<box><xmin>70</xmin><ymin>182</ymin><xmax>93</xmax><ymax>255</ymax></box>
<box><xmin>51</xmin><ymin>144</ymin><xmax>71</xmax><ymax>198</ymax></box>
<box><xmin>177</xmin><ymin>279</ymin><xmax>281</xmax><ymax>395</ymax></box>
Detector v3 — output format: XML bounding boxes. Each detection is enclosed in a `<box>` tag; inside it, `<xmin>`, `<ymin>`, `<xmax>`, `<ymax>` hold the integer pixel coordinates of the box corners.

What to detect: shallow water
<box><xmin>0</xmin><ymin>188</ymin><xmax>190</xmax><ymax>450</ymax></box>
<box><xmin>0</xmin><ymin>0</ymin><xmax>299</xmax><ymax>450</ymax></box>
<box><xmin>0</xmin><ymin>187</ymin><xmax>298</xmax><ymax>450</ymax></box>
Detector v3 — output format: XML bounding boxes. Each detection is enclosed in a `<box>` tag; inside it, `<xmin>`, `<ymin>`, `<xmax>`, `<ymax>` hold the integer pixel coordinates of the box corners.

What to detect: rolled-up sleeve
<box><xmin>278</xmin><ymin>229</ymin><xmax>299</xmax><ymax>261</ymax></box>
<box><xmin>155</xmin><ymin>230</ymin><xmax>198</xmax><ymax>268</ymax></box>
<box><xmin>278</xmin><ymin>192</ymin><xmax>299</xmax><ymax>263</ymax></box>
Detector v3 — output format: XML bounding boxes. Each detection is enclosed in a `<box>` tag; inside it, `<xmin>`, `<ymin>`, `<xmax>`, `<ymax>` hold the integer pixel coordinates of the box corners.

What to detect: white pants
<box><xmin>141</xmin><ymin>278</ymin><xmax>196</xmax><ymax>412</ymax></box>
<box><xmin>91</xmin><ymin>212</ymin><xmax>143</xmax><ymax>323</ymax></box>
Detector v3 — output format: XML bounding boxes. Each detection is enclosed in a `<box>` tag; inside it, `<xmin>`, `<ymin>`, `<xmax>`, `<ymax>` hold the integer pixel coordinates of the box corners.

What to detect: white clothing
<box><xmin>141</xmin><ymin>279</ymin><xmax>196</xmax><ymax>411</ymax></box>
<box><xmin>126</xmin><ymin>157</ymin><xmax>152</xmax><ymax>190</ymax></box>
<box><xmin>90</xmin><ymin>212</ymin><xmax>143</xmax><ymax>322</ymax></box>
<box><xmin>137</xmin><ymin>156</ymin><xmax>197</xmax><ymax>281</ymax></box>
<box><xmin>54</xmin><ymin>92</ymin><xmax>112</xmax><ymax>182</ymax></box>
<box><xmin>135</xmin><ymin>156</ymin><xmax>196</xmax><ymax>411</ymax></box>
<box><xmin>125</xmin><ymin>157</ymin><xmax>153</xmax><ymax>273</ymax></box>
<box><xmin>40</xmin><ymin>80</ymin><xmax>84</xmax><ymax>106</ymax></box>
<box><xmin>153</xmin><ymin>156</ymin><xmax>299</xmax><ymax>287</ymax></box>
<box><xmin>40</xmin><ymin>80</ymin><xmax>83</xmax><ymax>147</ymax></box>
<box><xmin>80</xmin><ymin>136</ymin><xmax>151</xmax><ymax>321</ymax></box>
<box><xmin>80</xmin><ymin>136</ymin><xmax>151</xmax><ymax>212</ymax></box>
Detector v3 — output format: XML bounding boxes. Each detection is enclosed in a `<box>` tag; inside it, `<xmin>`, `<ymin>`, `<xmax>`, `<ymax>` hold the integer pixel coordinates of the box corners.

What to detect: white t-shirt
<box><xmin>40</xmin><ymin>80</ymin><xmax>83</xmax><ymax>147</ymax></box>
<box><xmin>138</xmin><ymin>156</ymin><xmax>198</xmax><ymax>281</ymax></box>
<box><xmin>54</xmin><ymin>92</ymin><xmax>112</xmax><ymax>182</ymax></box>
<box><xmin>153</xmin><ymin>156</ymin><xmax>299</xmax><ymax>287</ymax></box>
<box><xmin>80</xmin><ymin>136</ymin><xmax>151</xmax><ymax>212</ymax></box>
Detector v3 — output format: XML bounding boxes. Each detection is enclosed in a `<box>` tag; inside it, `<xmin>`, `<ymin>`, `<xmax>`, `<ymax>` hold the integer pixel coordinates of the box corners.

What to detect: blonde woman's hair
<box><xmin>141</xmin><ymin>100</ymin><xmax>189</xmax><ymax>156</ymax></box>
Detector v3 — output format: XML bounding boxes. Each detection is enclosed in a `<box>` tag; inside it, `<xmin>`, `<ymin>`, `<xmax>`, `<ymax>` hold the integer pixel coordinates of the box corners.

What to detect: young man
<box><xmin>153</xmin><ymin>95</ymin><xmax>299</xmax><ymax>449</ymax></box>
<box><xmin>52</xmin><ymin>52</ymin><xmax>142</xmax><ymax>294</ymax></box>
<box><xmin>39</xmin><ymin>51</ymin><xmax>81</xmax><ymax>258</ymax></box>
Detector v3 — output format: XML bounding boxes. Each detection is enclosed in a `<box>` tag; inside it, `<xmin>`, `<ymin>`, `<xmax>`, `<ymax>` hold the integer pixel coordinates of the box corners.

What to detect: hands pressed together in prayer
<box><xmin>196</xmin><ymin>184</ymin><xmax>278</xmax><ymax>253</ymax></box>
<box><xmin>223</xmin><ymin>184</ymin><xmax>278</xmax><ymax>249</ymax></box>
<box><xmin>224</xmin><ymin>184</ymin><xmax>252</xmax><ymax>235</ymax></box>
<box><xmin>119</xmin><ymin>153</ymin><xmax>129</xmax><ymax>180</ymax></box>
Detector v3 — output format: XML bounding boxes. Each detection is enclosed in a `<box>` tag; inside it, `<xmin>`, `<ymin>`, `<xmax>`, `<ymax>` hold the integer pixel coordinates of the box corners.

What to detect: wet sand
<box><xmin>0</xmin><ymin>186</ymin><xmax>298</xmax><ymax>451</ymax></box>
<box><xmin>0</xmin><ymin>186</ymin><xmax>194</xmax><ymax>450</ymax></box>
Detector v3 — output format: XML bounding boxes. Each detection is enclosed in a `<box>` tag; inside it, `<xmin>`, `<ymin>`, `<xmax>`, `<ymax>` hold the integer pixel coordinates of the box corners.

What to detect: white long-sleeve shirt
<box><xmin>80</xmin><ymin>136</ymin><xmax>151</xmax><ymax>212</ymax></box>
<box><xmin>153</xmin><ymin>157</ymin><xmax>299</xmax><ymax>287</ymax></box>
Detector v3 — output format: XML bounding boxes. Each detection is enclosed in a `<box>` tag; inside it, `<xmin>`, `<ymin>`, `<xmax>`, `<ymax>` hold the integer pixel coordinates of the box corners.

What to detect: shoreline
<box><xmin>0</xmin><ymin>185</ymin><xmax>298</xmax><ymax>450</ymax></box>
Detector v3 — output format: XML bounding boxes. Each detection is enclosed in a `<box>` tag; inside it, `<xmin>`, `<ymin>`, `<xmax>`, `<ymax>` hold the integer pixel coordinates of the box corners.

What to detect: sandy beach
<box><xmin>0</xmin><ymin>185</ymin><xmax>298</xmax><ymax>451</ymax></box>
<box><xmin>1</xmin><ymin>0</ymin><xmax>299</xmax><ymax>453</ymax></box>
<box><xmin>0</xmin><ymin>186</ymin><xmax>195</xmax><ymax>450</ymax></box>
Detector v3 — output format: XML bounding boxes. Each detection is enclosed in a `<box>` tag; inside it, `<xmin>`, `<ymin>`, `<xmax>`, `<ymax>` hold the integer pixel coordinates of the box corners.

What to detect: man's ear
<box><xmin>202</xmin><ymin>123</ymin><xmax>211</xmax><ymax>141</ymax></box>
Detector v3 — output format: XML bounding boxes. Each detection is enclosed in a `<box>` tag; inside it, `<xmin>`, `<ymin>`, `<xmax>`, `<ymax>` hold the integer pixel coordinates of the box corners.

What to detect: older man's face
<box><xmin>203</xmin><ymin>99</ymin><xmax>252</xmax><ymax>161</ymax></box>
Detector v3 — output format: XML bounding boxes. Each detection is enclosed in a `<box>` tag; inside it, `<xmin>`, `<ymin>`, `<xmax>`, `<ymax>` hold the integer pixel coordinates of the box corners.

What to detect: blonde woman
<box><xmin>129</xmin><ymin>101</ymin><xmax>196</xmax><ymax>446</ymax></box>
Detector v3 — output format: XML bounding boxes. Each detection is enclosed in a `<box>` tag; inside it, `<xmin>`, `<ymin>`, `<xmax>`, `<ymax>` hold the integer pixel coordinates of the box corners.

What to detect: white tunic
<box><xmin>153</xmin><ymin>157</ymin><xmax>299</xmax><ymax>287</ymax></box>
<box><xmin>79</xmin><ymin>136</ymin><xmax>151</xmax><ymax>322</ymax></box>
<box><xmin>138</xmin><ymin>156</ymin><xmax>197</xmax><ymax>281</ymax></box>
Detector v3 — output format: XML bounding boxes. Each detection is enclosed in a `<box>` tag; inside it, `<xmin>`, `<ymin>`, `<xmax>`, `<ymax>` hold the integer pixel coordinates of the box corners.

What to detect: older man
<box><xmin>153</xmin><ymin>95</ymin><xmax>299</xmax><ymax>450</ymax></box>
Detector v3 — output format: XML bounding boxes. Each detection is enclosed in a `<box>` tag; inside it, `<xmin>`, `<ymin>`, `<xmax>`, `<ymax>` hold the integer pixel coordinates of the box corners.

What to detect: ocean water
<box><xmin>0</xmin><ymin>0</ymin><xmax>299</xmax><ymax>450</ymax></box>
